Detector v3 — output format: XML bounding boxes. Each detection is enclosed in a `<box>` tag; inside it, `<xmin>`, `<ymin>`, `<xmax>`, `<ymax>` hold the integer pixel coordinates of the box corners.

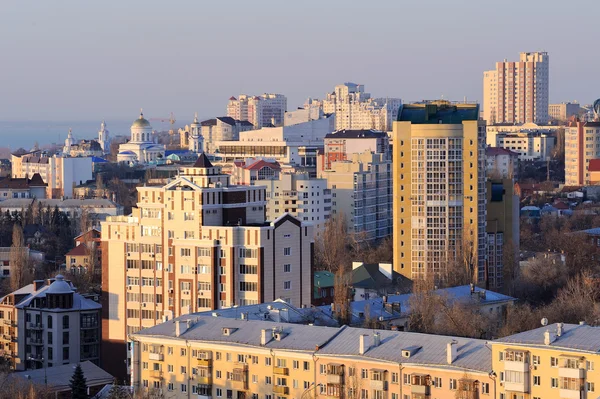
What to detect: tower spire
<box><xmin>140</xmin><ymin>108</ymin><xmax>144</xmax><ymax>119</ymax></box>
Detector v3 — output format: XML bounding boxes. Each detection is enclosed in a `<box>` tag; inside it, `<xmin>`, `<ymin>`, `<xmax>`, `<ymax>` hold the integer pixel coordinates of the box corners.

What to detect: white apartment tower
<box><xmin>98</xmin><ymin>121</ymin><xmax>110</xmax><ymax>154</ymax></box>
<box><xmin>483</xmin><ymin>52</ymin><xmax>549</xmax><ymax>124</ymax></box>
<box><xmin>227</xmin><ymin>94</ymin><xmax>287</xmax><ymax>128</ymax></box>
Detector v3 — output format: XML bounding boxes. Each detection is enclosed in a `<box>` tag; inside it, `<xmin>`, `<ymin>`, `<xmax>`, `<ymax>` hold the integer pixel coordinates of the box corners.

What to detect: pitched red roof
<box><xmin>244</xmin><ymin>159</ymin><xmax>280</xmax><ymax>171</ymax></box>
<box><xmin>589</xmin><ymin>159</ymin><xmax>600</xmax><ymax>172</ymax></box>
<box><xmin>66</xmin><ymin>243</ymin><xmax>90</xmax><ymax>257</ymax></box>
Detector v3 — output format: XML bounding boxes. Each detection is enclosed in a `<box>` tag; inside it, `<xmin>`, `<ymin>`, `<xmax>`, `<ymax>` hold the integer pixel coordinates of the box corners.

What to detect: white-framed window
<box><xmin>449</xmin><ymin>378</ymin><xmax>457</xmax><ymax>390</ymax></box>
<box><xmin>533</xmin><ymin>376</ymin><xmax>540</xmax><ymax>386</ymax></box>
<box><xmin>283</xmin><ymin>247</ymin><xmax>291</xmax><ymax>256</ymax></box>
<box><xmin>284</xmin><ymin>264</ymin><xmax>291</xmax><ymax>273</ymax></box>
<box><xmin>284</xmin><ymin>281</ymin><xmax>291</xmax><ymax>290</ymax></box>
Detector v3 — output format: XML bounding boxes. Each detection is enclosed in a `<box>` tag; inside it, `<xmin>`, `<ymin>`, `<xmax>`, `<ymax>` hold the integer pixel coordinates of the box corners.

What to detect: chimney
<box><xmin>33</xmin><ymin>280</ymin><xmax>44</xmax><ymax>292</ymax></box>
<box><xmin>556</xmin><ymin>322</ymin><xmax>563</xmax><ymax>337</ymax></box>
<box><xmin>261</xmin><ymin>329</ymin><xmax>272</xmax><ymax>346</ymax></box>
<box><xmin>544</xmin><ymin>329</ymin><xmax>556</xmax><ymax>345</ymax></box>
<box><xmin>447</xmin><ymin>341</ymin><xmax>458</xmax><ymax>364</ymax></box>
<box><xmin>382</xmin><ymin>295</ymin><xmax>388</xmax><ymax>304</ymax></box>
<box><xmin>373</xmin><ymin>332</ymin><xmax>381</xmax><ymax>347</ymax></box>
<box><xmin>175</xmin><ymin>320</ymin><xmax>189</xmax><ymax>337</ymax></box>
<box><xmin>359</xmin><ymin>334</ymin><xmax>369</xmax><ymax>355</ymax></box>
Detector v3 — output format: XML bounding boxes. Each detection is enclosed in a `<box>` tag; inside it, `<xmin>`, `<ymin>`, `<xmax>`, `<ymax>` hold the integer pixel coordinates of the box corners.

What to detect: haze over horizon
<box><xmin>1</xmin><ymin>0</ymin><xmax>598</xmax><ymax>123</ymax></box>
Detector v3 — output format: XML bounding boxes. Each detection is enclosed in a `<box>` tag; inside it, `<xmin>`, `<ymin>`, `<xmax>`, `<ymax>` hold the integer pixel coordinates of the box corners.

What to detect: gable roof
<box><xmin>193</xmin><ymin>153</ymin><xmax>213</xmax><ymax>168</ymax></box>
<box><xmin>351</xmin><ymin>263</ymin><xmax>411</xmax><ymax>291</ymax></box>
<box><xmin>65</xmin><ymin>243</ymin><xmax>90</xmax><ymax>257</ymax></box>
<box><xmin>0</xmin><ymin>173</ymin><xmax>47</xmax><ymax>189</ymax></box>
<box><xmin>495</xmin><ymin>323</ymin><xmax>600</xmax><ymax>353</ymax></box>
<box><xmin>244</xmin><ymin>159</ymin><xmax>281</xmax><ymax>171</ymax></box>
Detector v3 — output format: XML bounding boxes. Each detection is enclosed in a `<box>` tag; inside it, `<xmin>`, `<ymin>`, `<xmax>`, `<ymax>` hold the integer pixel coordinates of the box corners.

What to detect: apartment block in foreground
<box><xmin>101</xmin><ymin>154</ymin><xmax>313</xmax><ymax>380</ymax></box>
<box><xmin>131</xmin><ymin>314</ymin><xmax>494</xmax><ymax>399</ymax></box>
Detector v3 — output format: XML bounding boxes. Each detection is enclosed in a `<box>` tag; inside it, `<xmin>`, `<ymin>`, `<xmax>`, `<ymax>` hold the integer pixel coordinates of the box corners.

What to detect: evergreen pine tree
<box><xmin>69</xmin><ymin>364</ymin><xmax>88</xmax><ymax>399</ymax></box>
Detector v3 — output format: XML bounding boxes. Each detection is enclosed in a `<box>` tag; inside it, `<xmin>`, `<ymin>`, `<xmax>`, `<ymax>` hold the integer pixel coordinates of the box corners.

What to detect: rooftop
<box><xmin>486</xmin><ymin>147</ymin><xmax>520</xmax><ymax>157</ymax></box>
<box><xmin>325</xmin><ymin>129</ymin><xmax>387</xmax><ymax>139</ymax></box>
<box><xmin>495</xmin><ymin>323</ymin><xmax>600</xmax><ymax>353</ymax></box>
<box><xmin>13</xmin><ymin>361</ymin><xmax>113</xmax><ymax>393</ymax></box>
<box><xmin>0</xmin><ymin>173</ymin><xmax>46</xmax><ymax>189</ymax></box>
<box><xmin>589</xmin><ymin>159</ymin><xmax>600</xmax><ymax>172</ymax></box>
<box><xmin>398</xmin><ymin>101</ymin><xmax>479</xmax><ymax>124</ymax></box>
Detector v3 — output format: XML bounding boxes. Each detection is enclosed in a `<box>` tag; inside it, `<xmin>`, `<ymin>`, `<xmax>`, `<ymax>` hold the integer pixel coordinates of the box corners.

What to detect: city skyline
<box><xmin>1</xmin><ymin>0</ymin><xmax>598</xmax><ymax>122</ymax></box>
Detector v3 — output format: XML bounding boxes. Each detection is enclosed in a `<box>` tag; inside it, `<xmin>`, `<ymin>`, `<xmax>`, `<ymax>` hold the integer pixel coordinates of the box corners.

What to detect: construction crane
<box><xmin>148</xmin><ymin>112</ymin><xmax>177</xmax><ymax>145</ymax></box>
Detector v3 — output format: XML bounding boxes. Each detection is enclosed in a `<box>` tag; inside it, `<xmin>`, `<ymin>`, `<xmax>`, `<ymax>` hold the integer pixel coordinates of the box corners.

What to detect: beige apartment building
<box><xmin>131</xmin><ymin>315</ymin><xmax>494</xmax><ymax>399</ymax></box>
<box><xmin>318</xmin><ymin>151</ymin><xmax>392</xmax><ymax>241</ymax></box>
<box><xmin>101</xmin><ymin>154</ymin><xmax>313</xmax><ymax>380</ymax></box>
<box><xmin>565</xmin><ymin>120</ymin><xmax>600</xmax><ymax>186</ymax></box>
<box><xmin>483</xmin><ymin>52</ymin><xmax>549</xmax><ymax>124</ymax></box>
<box><xmin>549</xmin><ymin>102</ymin><xmax>581</xmax><ymax>123</ymax></box>
<box><xmin>392</xmin><ymin>101</ymin><xmax>486</xmax><ymax>282</ymax></box>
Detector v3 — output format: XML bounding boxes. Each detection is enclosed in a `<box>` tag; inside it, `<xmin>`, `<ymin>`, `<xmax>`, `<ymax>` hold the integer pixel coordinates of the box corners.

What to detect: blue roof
<box><xmin>91</xmin><ymin>157</ymin><xmax>108</xmax><ymax>163</ymax></box>
<box><xmin>318</xmin><ymin>285</ymin><xmax>515</xmax><ymax>325</ymax></box>
<box><xmin>579</xmin><ymin>227</ymin><xmax>600</xmax><ymax>236</ymax></box>
<box><xmin>165</xmin><ymin>150</ymin><xmax>190</xmax><ymax>156</ymax></box>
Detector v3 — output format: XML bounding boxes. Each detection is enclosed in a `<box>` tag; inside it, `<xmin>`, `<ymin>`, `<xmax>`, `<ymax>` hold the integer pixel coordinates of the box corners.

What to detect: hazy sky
<box><xmin>1</xmin><ymin>0</ymin><xmax>598</xmax><ymax>123</ymax></box>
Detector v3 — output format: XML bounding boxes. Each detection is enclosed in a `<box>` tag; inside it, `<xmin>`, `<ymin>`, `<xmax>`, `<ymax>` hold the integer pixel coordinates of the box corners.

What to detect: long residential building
<box><xmin>483</xmin><ymin>52</ymin><xmax>550</xmax><ymax>124</ymax></box>
<box><xmin>565</xmin><ymin>120</ymin><xmax>600</xmax><ymax>186</ymax></box>
<box><xmin>392</xmin><ymin>101</ymin><xmax>486</xmax><ymax>282</ymax></box>
<box><xmin>0</xmin><ymin>275</ymin><xmax>101</xmax><ymax>371</ymax></box>
<box><xmin>101</xmin><ymin>154</ymin><xmax>314</xmax><ymax>380</ymax></box>
<box><xmin>322</xmin><ymin>129</ymin><xmax>390</xmax><ymax>170</ymax></box>
<box><xmin>318</xmin><ymin>151</ymin><xmax>392</xmax><ymax>241</ymax></box>
<box><xmin>131</xmin><ymin>314</ymin><xmax>495</xmax><ymax>399</ymax></box>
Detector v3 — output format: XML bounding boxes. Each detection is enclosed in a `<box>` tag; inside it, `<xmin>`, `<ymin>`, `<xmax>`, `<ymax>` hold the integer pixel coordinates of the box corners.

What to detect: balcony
<box><xmin>503</xmin><ymin>380</ymin><xmax>529</xmax><ymax>393</ymax></box>
<box><xmin>504</xmin><ymin>360</ymin><xmax>529</xmax><ymax>373</ymax></box>
<box><xmin>197</xmin><ymin>376</ymin><xmax>212</xmax><ymax>385</ymax></box>
<box><xmin>273</xmin><ymin>366</ymin><xmax>289</xmax><ymax>376</ymax></box>
<box><xmin>559</xmin><ymin>365</ymin><xmax>585</xmax><ymax>379</ymax></box>
<box><xmin>197</xmin><ymin>358</ymin><xmax>212</xmax><ymax>367</ymax></box>
<box><xmin>148</xmin><ymin>353</ymin><xmax>164</xmax><ymax>361</ymax></box>
<box><xmin>273</xmin><ymin>385</ymin><xmax>289</xmax><ymax>395</ymax></box>
<box><xmin>27</xmin><ymin>323</ymin><xmax>44</xmax><ymax>330</ymax></box>
<box><xmin>2</xmin><ymin>335</ymin><xmax>11</xmax><ymax>341</ymax></box>
<box><xmin>2</xmin><ymin>320</ymin><xmax>15</xmax><ymax>327</ymax></box>
<box><xmin>370</xmin><ymin>380</ymin><xmax>386</xmax><ymax>391</ymax></box>
<box><xmin>411</xmin><ymin>385</ymin><xmax>431</xmax><ymax>396</ymax></box>
<box><xmin>27</xmin><ymin>337</ymin><xmax>44</xmax><ymax>346</ymax></box>
<box><xmin>559</xmin><ymin>389</ymin><xmax>582</xmax><ymax>399</ymax></box>
<box><xmin>149</xmin><ymin>370</ymin><xmax>163</xmax><ymax>379</ymax></box>
<box><xmin>327</xmin><ymin>374</ymin><xmax>343</xmax><ymax>385</ymax></box>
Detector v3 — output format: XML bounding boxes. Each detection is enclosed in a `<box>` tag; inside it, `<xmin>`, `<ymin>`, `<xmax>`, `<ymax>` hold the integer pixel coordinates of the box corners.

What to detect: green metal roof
<box><xmin>398</xmin><ymin>101</ymin><xmax>479</xmax><ymax>124</ymax></box>
<box><xmin>313</xmin><ymin>271</ymin><xmax>335</xmax><ymax>296</ymax></box>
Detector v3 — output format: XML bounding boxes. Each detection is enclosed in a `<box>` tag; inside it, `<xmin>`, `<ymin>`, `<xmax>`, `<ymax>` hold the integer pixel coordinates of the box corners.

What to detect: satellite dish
<box><xmin>541</xmin><ymin>318</ymin><xmax>548</xmax><ymax>326</ymax></box>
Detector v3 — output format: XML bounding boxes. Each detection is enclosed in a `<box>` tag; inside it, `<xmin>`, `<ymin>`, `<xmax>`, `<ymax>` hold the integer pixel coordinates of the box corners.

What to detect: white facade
<box><xmin>263</xmin><ymin>173</ymin><xmax>331</xmax><ymax>236</ymax></box>
<box><xmin>494</xmin><ymin>132</ymin><xmax>555</xmax><ymax>161</ymax></box>
<box><xmin>98</xmin><ymin>121</ymin><xmax>110</xmax><ymax>154</ymax></box>
<box><xmin>483</xmin><ymin>52</ymin><xmax>549</xmax><ymax>124</ymax></box>
<box><xmin>117</xmin><ymin>112</ymin><xmax>166</xmax><ymax>165</ymax></box>
<box><xmin>195</xmin><ymin>117</ymin><xmax>254</xmax><ymax>154</ymax></box>
<box><xmin>188</xmin><ymin>114</ymin><xmax>204</xmax><ymax>153</ymax></box>
<box><xmin>485</xmin><ymin>147</ymin><xmax>519</xmax><ymax>179</ymax></box>
<box><xmin>227</xmin><ymin>93</ymin><xmax>287</xmax><ymax>128</ymax></box>
<box><xmin>486</xmin><ymin>123</ymin><xmax>562</xmax><ymax>145</ymax></box>
<box><xmin>308</xmin><ymin>83</ymin><xmax>401</xmax><ymax>132</ymax></box>
<box><xmin>11</xmin><ymin>153</ymin><xmax>93</xmax><ymax>198</ymax></box>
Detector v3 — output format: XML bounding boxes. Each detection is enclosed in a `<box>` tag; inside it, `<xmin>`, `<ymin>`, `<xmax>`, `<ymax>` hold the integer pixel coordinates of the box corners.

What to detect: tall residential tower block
<box><xmin>393</xmin><ymin>101</ymin><xmax>486</xmax><ymax>282</ymax></box>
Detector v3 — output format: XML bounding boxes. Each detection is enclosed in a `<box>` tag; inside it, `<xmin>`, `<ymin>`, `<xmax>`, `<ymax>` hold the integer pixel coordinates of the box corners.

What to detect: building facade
<box><xmin>392</xmin><ymin>101</ymin><xmax>486</xmax><ymax>282</ymax></box>
<box><xmin>322</xmin><ymin>129</ymin><xmax>390</xmax><ymax>170</ymax></box>
<box><xmin>492</xmin><ymin>131</ymin><xmax>555</xmax><ymax>161</ymax></box>
<box><xmin>0</xmin><ymin>173</ymin><xmax>47</xmax><ymax>200</ymax></box>
<box><xmin>486</xmin><ymin>179</ymin><xmax>519</xmax><ymax>290</ymax></box>
<box><xmin>130</xmin><ymin>315</ymin><xmax>495</xmax><ymax>399</ymax></box>
<box><xmin>180</xmin><ymin>117</ymin><xmax>253</xmax><ymax>154</ymax></box>
<box><xmin>117</xmin><ymin>112</ymin><xmax>166</xmax><ymax>165</ymax></box>
<box><xmin>227</xmin><ymin>94</ymin><xmax>287</xmax><ymax>128</ymax></box>
<box><xmin>0</xmin><ymin>275</ymin><xmax>101</xmax><ymax>371</ymax></box>
<box><xmin>565</xmin><ymin>120</ymin><xmax>600</xmax><ymax>186</ymax></box>
<box><xmin>10</xmin><ymin>152</ymin><xmax>93</xmax><ymax>198</ymax></box>
<box><xmin>311</xmin><ymin>83</ymin><xmax>402</xmax><ymax>132</ymax></box>
<box><xmin>486</xmin><ymin>147</ymin><xmax>519</xmax><ymax>179</ymax></box>
<box><xmin>483</xmin><ymin>52</ymin><xmax>550</xmax><ymax>124</ymax></box>
<box><xmin>318</xmin><ymin>151</ymin><xmax>392</xmax><ymax>242</ymax></box>
<box><xmin>98</xmin><ymin>121</ymin><xmax>110</xmax><ymax>154</ymax></box>
<box><xmin>549</xmin><ymin>102</ymin><xmax>581</xmax><ymax>123</ymax></box>
<box><xmin>101</xmin><ymin>154</ymin><xmax>313</xmax><ymax>380</ymax></box>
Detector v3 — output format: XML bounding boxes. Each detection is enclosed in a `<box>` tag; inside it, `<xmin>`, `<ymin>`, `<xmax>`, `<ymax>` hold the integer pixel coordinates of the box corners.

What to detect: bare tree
<box><xmin>9</xmin><ymin>224</ymin><xmax>31</xmax><ymax>291</ymax></box>
<box><xmin>502</xmin><ymin>239</ymin><xmax>519</xmax><ymax>296</ymax></box>
<box><xmin>332</xmin><ymin>268</ymin><xmax>352</xmax><ymax>325</ymax></box>
<box><xmin>315</xmin><ymin>214</ymin><xmax>351</xmax><ymax>272</ymax></box>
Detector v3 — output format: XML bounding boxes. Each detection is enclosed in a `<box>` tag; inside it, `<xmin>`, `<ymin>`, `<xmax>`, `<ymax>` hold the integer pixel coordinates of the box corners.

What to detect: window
<box><xmin>63</xmin><ymin>331</ymin><xmax>69</xmax><ymax>345</ymax></box>
<box><xmin>403</xmin><ymin>374</ymin><xmax>411</xmax><ymax>385</ymax></box>
<box><xmin>551</xmin><ymin>357</ymin><xmax>559</xmax><ymax>367</ymax></box>
<box><xmin>63</xmin><ymin>347</ymin><xmax>69</xmax><ymax>361</ymax></box>
<box><xmin>47</xmin><ymin>315</ymin><xmax>53</xmax><ymax>329</ymax></box>
<box><xmin>216</xmin><ymin>389</ymin><xmax>222</xmax><ymax>397</ymax></box>
<box><xmin>180</xmin><ymin>348</ymin><xmax>186</xmax><ymax>356</ymax></box>
<box><xmin>265</xmin><ymin>357</ymin><xmax>272</xmax><ymax>366</ymax></box>
<box><xmin>320</xmin><ymin>364</ymin><xmax>327</xmax><ymax>374</ymax></box>
<box><xmin>449</xmin><ymin>379</ymin><xmax>457</xmax><ymax>390</ymax></box>
<box><xmin>361</xmin><ymin>369</ymin><xmax>368</xmax><ymax>379</ymax></box>
<box><xmin>434</xmin><ymin>377</ymin><xmax>442</xmax><ymax>388</ymax></box>
<box><xmin>551</xmin><ymin>377</ymin><xmax>558</xmax><ymax>388</ymax></box>
<box><xmin>588</xmin><ymin>382</ymin><xmax>595</xmax><ymax>392</ymax></box>
<box><xmin>283</xmin><ymin>247</ymin><xmax>291</xmax><ymax>256</ymax></box>
<box><xmin>265</xmin><ymin>376</ymin><xmax>272</xmax><ymax>385</ymax></box>
<box><xmin>587</xmin><ymin>361</ymin><xmax>595</xmax><ymax>371</ymax></box>
<box><xmin>168</xmin><ymin>365</ymin><xmax>173</xmax><ymax>373</ymax></box>
<box><xmin>62</xmin><ymin>315</ymin><xmax>69</xmax><ymax>329</ymax></box>
<box><xmin>252</xmin><ymin>375</ymin><xmax>258</xmax><ymax>384</ymax></box>
<box><xmin>283</xmin><ymin>264</ymin><xmax>291</xmax><ymax>273</ymax></box>
<box><xmin>391</xmin><ymin>372</ymin><xmax>398</xmax><ymax>384</ymax></box>
<box><xmin>167</xmin><ymin>383</ymin><xmax>174</xmax><ymax>391</ymax></box>
<box><xmin>216</xmin><ymin>370</ymin><xmax>222</xmax><ymax>379</ymax></box>
<box><xmin>532</xmin><ymin>355</ymin><xmax>540</xmax><ymax>365</ymax></box>
<box><xmin>181</xmin><ymin>366</ymin><xmax>187</xmax><ymax>374</ymax></box>
<box><xmin>533</xmin><ymin>376</ymin><xmax>540</xmax><ymax>386</ymax></box>
<box><xmin>293</xmin><ymin>360</ymin><xmax>299</xmax><ymax>369</ymax></box>
<box><xmin>284</xmin><ymin>281</ymin><xmax>291</xmax><ymax>290</ymax></box>
<box><xmin>481</xmin><ymin>382</ymin><xmax>489</xmax><ymax>394</ymax></box>
<box><xmin>181</xmin><ymin>384</ymin><xmax>187</xmax><ymax>392</ymax></box>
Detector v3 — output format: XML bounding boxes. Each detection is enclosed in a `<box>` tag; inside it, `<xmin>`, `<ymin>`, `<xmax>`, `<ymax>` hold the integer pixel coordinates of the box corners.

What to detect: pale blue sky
<box><xmin>0</xmin><ymin>0</ymin><xmax>597</xmax><ymax>123</ymax></box>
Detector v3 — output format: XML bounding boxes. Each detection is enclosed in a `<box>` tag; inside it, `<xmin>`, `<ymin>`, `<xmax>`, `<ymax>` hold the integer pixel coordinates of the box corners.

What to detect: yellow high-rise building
<box><xmin>392</xmin><ymin>101</ymin><xmax>486</xmax><ymax>282</ymax></box>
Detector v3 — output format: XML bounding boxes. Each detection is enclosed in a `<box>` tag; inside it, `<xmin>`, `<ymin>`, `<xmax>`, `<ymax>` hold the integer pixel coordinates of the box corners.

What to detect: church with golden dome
<box><xmin>117</xmin><ymin>111</ymin><xmax>166</xmax><ymax>164</ymax></box>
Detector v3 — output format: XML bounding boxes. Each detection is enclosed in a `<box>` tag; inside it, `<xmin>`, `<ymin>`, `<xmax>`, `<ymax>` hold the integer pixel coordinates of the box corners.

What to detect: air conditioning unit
<box><xmin>150</xmin><ymin>254</ymin><xmax>155</xmax><ymax>258</ymax></box>
<box><xmin>168</xmin><ymin>289</ymin><xmax>174</xmax><ymax>294</ymax></box>
<box><xmin>127</xmin><ymin>253</ymin><xmax>131</xmax><ymax>257</ymax></box>
<box><xmin>127</xmin><ymin>286</ymin><xmax>132</xmax><ymax>291</ymax></box>
<box><xmin>142</xmin><ymin>303</ymin><xmax>147</xmax><ymax>308</ymax></box>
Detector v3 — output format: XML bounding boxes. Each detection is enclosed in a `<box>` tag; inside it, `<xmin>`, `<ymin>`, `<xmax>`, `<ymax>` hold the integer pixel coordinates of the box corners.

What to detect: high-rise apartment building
<box><xmin>0</xmin><ymin>275</ymin><xmax>101</xmax><ymax>371</ymax></box>
<box><xmin>392</xmin><ymin>101</ymin><xmax>486</xmax><ymax>282</ymax></box>
<box><xmin>227</xmin><ymin>94</ymin><xmax>287</xmax><ymax>128</ymax></box>
<box><xmin>565</xmin><ymin>119</ymin><xmax>600</xmax><ymax>185</ymax></box>
<box><xmin>486</xmin><ymin>178</ymin><xmax>519</xmax><ymax>290</ymax></box>
<box><xmin>322</xmin><ymin>129</ymin><xmax>390</xmax><ymax>170</ymax></box>
<box><xmin>101</xmin><ymin>154</ymin><xmax>313</xmax><ymax>379</ymax></box>
<box><xmin>483</xmin><ymin>52</ymin><xmax>549</xmax><ymax>124</ymax></box>
<box><xmin>311</xmin><ymin>83</ymin><xmax>401</xmax><ymax>132</ymax></box>
<box><xmin>318</xmin><ymin>151</ymin><xmax>392</xmax><ymax>241</ymax></box>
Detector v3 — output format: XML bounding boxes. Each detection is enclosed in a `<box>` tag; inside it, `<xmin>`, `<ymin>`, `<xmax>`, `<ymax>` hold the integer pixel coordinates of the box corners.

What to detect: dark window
<box><xmin>48</xmin><ymin>347</ymin><xmax>53</xmax><ymax>360</ymax></box>
<box><xmin>62</xmin><ymin>347</ymin><xmax>69</xmax><ymax>362</ymax></box>
<box><xmin>47</xmin><ymin>315</ymin><xmax>52</xmax><ymax>329</ymax></box>
<box><xmin>62</xmin><ymin>315</ymin><xmax>69</xmax><ymax>329</ymax></box>
<box><xmin>47</xmin><ymin>331</ymin><xmax>52</xmax><ymax>345</ymax></box>
<box><xmin>63</xmin><ymin>332</ymin><xmax>69</xmax><ymax>345</ymax></box>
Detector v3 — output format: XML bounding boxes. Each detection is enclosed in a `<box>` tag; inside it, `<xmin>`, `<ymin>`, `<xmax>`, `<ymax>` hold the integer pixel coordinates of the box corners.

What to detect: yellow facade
<box><xmin>392</xmin><ymin>101</ymin><xmax>485</xmax><ymax>282</ymax></box>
